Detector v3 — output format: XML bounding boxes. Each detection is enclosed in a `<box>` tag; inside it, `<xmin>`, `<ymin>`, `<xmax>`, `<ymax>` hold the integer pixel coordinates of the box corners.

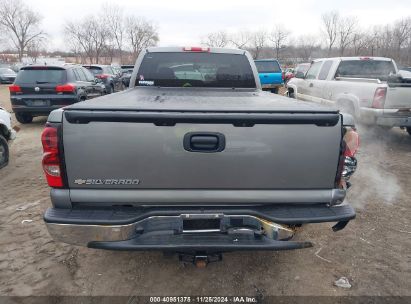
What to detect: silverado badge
<box><xmin>74</xmin><ymin>179</ymin><xmax>140</xmax><ymax>185</ymax></box>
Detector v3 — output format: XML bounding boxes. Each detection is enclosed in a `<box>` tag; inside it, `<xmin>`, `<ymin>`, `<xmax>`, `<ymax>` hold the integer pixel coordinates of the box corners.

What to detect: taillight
<box><xmin>372</xmin><ymin>87</ymin><xmax>387</xmax><ymax>109</ymax></box>
<box><xmin>282</xmin><ymin>72</ymin><xmax>285</xmax><ymax>81</ymax></box>
<box><xmin>9</xmin><ymin>84</ymin><xmax>22</xmax><ymax>93</ymax></box>
<box><xmin>343</xmin><ymin>128</ymin><xmax>360</xmax><ymax>158</ymax></box>
<box><xmin>183</xmin><ymin>47</ymin><xmax>210</xmax><ymax>52</ymax></box>
<box><xmin>96</xmin><ymin>74</ymin><xmax>109</xmax><ymax>79</ymax></box>
<box><xmin>56</xmin><ymin>84</ymin><xmax>75</xmax><ymax>93</ymax></box>
<box><xmin>337</xmin><ymin>128</ymin><xmax>359</xmax><ymax>188</ymax></box>
<box><xmin>41</xmin><ymin>126</ymin><xmax>63</xmax><ymax>188</ymax></box>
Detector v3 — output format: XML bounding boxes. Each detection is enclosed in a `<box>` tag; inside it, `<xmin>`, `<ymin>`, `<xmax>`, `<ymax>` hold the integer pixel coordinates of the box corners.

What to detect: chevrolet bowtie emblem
<box><xmin>74</xmin><ymin>179</ymin><xmax>87</xmax><ymax>185</ymax></box>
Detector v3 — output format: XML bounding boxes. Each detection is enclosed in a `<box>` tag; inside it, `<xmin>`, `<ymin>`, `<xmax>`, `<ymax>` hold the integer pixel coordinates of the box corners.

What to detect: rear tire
<box><xmin>0</xmin><ymin>135</ymin><xmax>9</xmax><ymax>169</ymax></box>
<box><xmin>287</xmin><ymin>90</ymin><xmax>295</xmax><ymax>99</ymax></box>
<box><xmin>107</xmin><ymin>84</ymin><xmax>114</xmax><ymax>94</ymax></box>
<box><xmin>15</xmin><ymin>113</ymin><xmax>33</xmax><ymax>124</ymax></box>
<box><xmin>407</xmin><ymin>127</ymin><xmax>411</xmax><ymax>136</ymax></box>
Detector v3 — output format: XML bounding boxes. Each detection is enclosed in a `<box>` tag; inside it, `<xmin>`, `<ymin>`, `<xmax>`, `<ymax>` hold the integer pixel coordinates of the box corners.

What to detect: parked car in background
<box><xmin>120</xmin><ymin>65</ymin><xmax>134</xmax><ymax>87</ymax></box>
<box><xmin>10</xmin><ymin>65</ymin><xmax>105</xmax><ymax>124</ymax></box>
<box><xmin>111</xmin><ymin>65</ymin><xmax>123</xmax><ymax>77</ymax></box>
<box><xmin>0</xmin><ymin>107</ymin><xmax>16</xmax><ymax>169</ymax></box>
<box><xmin>283</xmin><ymin>68</ymin><xmax>295</xmax><ymax>84</ymax></box>
<box><xmin>83</xmin><ymin>65</ymin><xmax>123</xmax><ymax>93</ymax></box>
<box><xmin>293</xmin><ymin>63</ymin><xmax>311</xmax><ymax>78</ymax></box>
<box><xmin>398</xmin><ymin>66</ymin><xmax>411</xmax><ymax>72</ymax></box>
<box><xmin>10</xmin><ymin>63</ymin><xmax>25</xmax><ymax>73</ymax></box>
<box><xmin>398</xmin><ymin>68</ymin><xmax>411</xmax><ymax>78</ymax></box>
<box><xmin>286</xmin><ymin>57</ymin><xmax>411</xmax><ymax>135</ymax></box>
<box><xmin>0</xmin><ymin>68</ymin><xmax>17</xmax><ymax>84</ymax></box>
<box><xmin>254</xmin><ymin>59</ymin><xmax>283</xmax><ymax>93</ymax></box>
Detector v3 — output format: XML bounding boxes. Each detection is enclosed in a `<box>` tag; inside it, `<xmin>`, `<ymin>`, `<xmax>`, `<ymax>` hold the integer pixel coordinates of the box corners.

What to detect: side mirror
<box><xmin>295</xmin><ymin>71</ymin><xmax>305</xmax><ymax>79</ymax></box>
<box><xmin>387</xmin><ymin>73</ymin><xmax>402</xmax><ymax>83</ymax></box>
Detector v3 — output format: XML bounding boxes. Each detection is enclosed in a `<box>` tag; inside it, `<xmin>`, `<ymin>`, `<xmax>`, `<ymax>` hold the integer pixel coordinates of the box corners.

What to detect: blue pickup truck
<box><xmin>254</xmin><ymin>59</ymin><xmax>284</xmax><ymax>94</ymax></box>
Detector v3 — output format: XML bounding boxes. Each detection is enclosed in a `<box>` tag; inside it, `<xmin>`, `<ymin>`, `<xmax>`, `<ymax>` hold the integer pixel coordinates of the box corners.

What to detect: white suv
<box><xmin>0</xmin><ymin>107</ymin><xmax>16</xmax><ymax>168</ymax></box>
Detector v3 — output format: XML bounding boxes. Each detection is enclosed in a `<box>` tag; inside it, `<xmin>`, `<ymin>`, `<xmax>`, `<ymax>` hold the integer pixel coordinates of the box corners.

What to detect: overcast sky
<box><xmin>30</xmin><ymin>0</ymin><xmax>411</xmax><ymax>51</ymax></box>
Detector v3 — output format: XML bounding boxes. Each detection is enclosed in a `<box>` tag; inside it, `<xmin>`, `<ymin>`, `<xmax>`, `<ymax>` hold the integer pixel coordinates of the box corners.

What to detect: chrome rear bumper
<box><xmin>360</xmin><ymin>107</ymin><xmax>411</xmax><ymax>127</ymax></box>
<box><xmin>46</xmin><ymin>214</ymin><xmax>296</xmax><ymax>247</ymax></box>
<box><xmin>44</xmin><ymin>204</ymin><xmax>355</xmax><ymax>250</ymax></box>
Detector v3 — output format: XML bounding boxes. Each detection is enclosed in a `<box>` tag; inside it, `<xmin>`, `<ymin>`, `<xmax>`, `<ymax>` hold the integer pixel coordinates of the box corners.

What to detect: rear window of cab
<box><xmin>335</xmin><ymin>60</ymin><xmax>396</xmax><ymax>80</ymax></box>
<box><xmin>254</xmin><ymin>61</ymin><xmax>281</xmax><ymax>73</ymax></box>
<box><xmin>136</xmin><ymin>52</ymin><xmax>256</xmax><ymax>89</ymax></box>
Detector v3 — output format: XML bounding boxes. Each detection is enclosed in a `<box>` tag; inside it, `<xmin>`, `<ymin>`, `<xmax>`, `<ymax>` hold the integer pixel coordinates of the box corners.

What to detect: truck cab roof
<box><xmin>146</xmin><ymin>47</ymin><xmax>246</xmax><ymax>55</ymax></box>
<box><xmin>313</xmin><ymin>57</ymin><xmax>393</xmax><ymax>62</ymax></box>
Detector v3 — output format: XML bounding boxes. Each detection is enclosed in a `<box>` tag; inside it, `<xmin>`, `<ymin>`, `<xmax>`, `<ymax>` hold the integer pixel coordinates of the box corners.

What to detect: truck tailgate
<box><xmin>385</xmin><ymin>86</ymin><xmax>411</xmax><ymax>109</ymax></box>
<box><xmin>62</xmin><ymin>110</ymin><xmax>342</xmax><ymax>201</ymax></box>
<box><xmin>259</xmin><ymin>73</ymin><xmax>282</xmax><ymax>85</ymax></box>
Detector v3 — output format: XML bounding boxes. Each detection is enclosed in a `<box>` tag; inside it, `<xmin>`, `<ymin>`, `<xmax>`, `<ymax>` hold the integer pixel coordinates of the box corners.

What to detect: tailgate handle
<box><xmin>184</xmin><ymin>132</ymin><xmax>226</xmax><ymax>153</ymax></box>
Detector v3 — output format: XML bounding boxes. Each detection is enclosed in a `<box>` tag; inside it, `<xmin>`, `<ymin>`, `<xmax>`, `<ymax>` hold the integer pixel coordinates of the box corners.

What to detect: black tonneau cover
<box><xmin>65</xmin><ymin>87</ymin><xmax>339</xmax><ymax>114</ymax></box>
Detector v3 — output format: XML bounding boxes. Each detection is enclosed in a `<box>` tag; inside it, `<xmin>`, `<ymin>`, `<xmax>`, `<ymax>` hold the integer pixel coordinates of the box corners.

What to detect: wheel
<box><xmin>287</xmin><ymin>90</ymin><xmax>295</xmax><ymax>99</ymax></box>
<box><xmin>271</xmin><ymin>88</ymin><xmax>279</xmax><ymax>94</ymax></box>
<box><xmin>407</xmin><ymin>127</ymin><xmax>411</xmax><ymax>136</ymax></box>
<box><xmin>0</xmin><ymin>135</ymin><xmax>9</xmax><ymax>169</ymax></box>
<box><xmin>106</xmin><ymin>84</ymin><xmax>114</xmax><ymax>94</ymax></box>
<box><xmin>15</xmin><ymin>113</ymin><xmax>33</xmax><ymax>124</ymax></box>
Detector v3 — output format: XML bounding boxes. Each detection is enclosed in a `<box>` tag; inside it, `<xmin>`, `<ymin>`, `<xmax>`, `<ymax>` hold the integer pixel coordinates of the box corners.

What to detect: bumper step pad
<box><xmin>88</xmin><ymin>230</ymin><xmax>313</xmax><ymax>252</ymax></box>
<box><xmin>44</xmin><ymin>204</ymin><xmax>355</xmax><ymax>226</ymax></box>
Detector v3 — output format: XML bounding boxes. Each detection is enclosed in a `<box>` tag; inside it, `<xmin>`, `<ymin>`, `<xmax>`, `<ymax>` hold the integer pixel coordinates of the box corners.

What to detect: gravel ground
<box><xmin>0</xmin><ymin>84</ymin><xmax>410</xmax><ymax>297</ymax></box>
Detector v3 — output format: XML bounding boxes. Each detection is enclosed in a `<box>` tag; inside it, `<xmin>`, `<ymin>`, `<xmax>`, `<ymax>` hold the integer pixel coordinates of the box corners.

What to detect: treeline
<box><xmin>1</xmin><ymin>0</ymin><xmax>411</xmax><ymax>66</ymax></box>
<box><xmin>64</xmin><ymin>4</ymin><xmax>159</xmax><ymax>64</ymax></box>
<box><xmin>201</xmin><ymin>11</ymin><xmax>411</xmax><ymax>66</ymax></box>
<box><xmin>0</xmin><ymin>0</ymin><xmax>159</xmax><ymax>64</ymax></box>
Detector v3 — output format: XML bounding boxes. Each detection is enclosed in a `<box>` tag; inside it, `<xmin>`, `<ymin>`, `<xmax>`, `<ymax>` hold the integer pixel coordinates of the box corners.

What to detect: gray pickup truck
<box><xmin>42</xmin><ymin>47</ymin><xmax>359</xmax><ymax>264</ymax></box>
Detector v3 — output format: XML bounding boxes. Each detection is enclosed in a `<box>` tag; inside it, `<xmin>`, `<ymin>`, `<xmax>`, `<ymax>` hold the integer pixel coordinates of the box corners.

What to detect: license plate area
<box><xmin>182</xmin><ymin>214</ymin><xmax>222</xmax><ymax>233</ymax></box>
<box><xmin>28</xmin><ymin>100</ymin><xmax>49</xmax><ymax>106</ymax></box>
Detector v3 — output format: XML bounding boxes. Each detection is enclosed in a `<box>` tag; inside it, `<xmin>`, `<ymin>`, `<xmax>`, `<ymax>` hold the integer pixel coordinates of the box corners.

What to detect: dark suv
<box><xmin>10</xmin><ymin>65</ymin><xmax>105</xmax><ymax>124</ymax></box>
<box><xmin>83</xmin><ymin>65</ymin><xmax>123</xmax><ymax>93</ymax></box>
<box><xmin>120</xmin><ymin>65</ymin><xmax>134</xmax><ymax>87</ymax></box>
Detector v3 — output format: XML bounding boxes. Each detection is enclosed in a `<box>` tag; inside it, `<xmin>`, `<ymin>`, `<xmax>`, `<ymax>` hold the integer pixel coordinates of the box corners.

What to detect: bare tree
<box><xmin>250</xmin><ymin>31</ymin><xmax>267</xmax><ymax>59</ymax></box>
<box><xmin>65</xmin><ymin>19</ymin><xmax>96</xmax><ymax>64</ymax></box>
<box><xmin>201</xmin><ymin>31</ymin><xmax>229</xmax><ymax>48</ymax></box>
<box><xmin>393</xmin><ymin>18</ymin><xmax>411</xmax><ymax>61</ymax></box>
<box><xmin>379</xmin><ymin>25</ymin><xmax>394</xmax><ymax>57</ymax></box>
<box><xmin>338</xmin><ymin>16</ymin><xmax>358</xmax><ymax>56</ymax></box>
<box><xmin>321</xmin><ymin>11</ymin><xmax>340</xmax><ymax>56</ymax></box>
<box><xmin>229</xmin><ymin>31</ymin><xmax>251</xmax><ymax>49</ymax></box>
<box><xmin>88</xmin><ymin>16</ymin><xmax>111</xmax><ymax>64</ymax></box>
<box><xmin>67</xmin><ymin>39</ymin><xmax>85</xmax><ymax>64</ymax></box>
<box><xmin>65</xmin><ymin>16</ymin><xmax>111</xmax><ymax>64</ymax></box>
<box><xmin>26</xmin><ymin>37</ymin><xmax>46</xmax><ymax>63</ymax></box>
<box><xmin>297</xmin><ymin>35</ymin><xmax>318</xmax><ymax>61</ymax></box>
<box><xmin>102</xmin><ymin>4</ymin><xmax>125</xmax><ymax>63</ymax></box>
<box><xmin>269</xmin><ymin>25</ymin><xmax>290</xmax><ymax>59</ymax></box>
<box><xmin>350</xmin><ymin>31</ymin><xmax>370</xmax><ymax>56</ymax></box>
<box><xmin>126</xmin><ymin>16</ymin><xmax>159</xmax><ymax>61</ymax></box>
<box><xmin>0</xmin><ymin>0</ymin><xmax>45</xmax><ymax>61</ymax></box>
